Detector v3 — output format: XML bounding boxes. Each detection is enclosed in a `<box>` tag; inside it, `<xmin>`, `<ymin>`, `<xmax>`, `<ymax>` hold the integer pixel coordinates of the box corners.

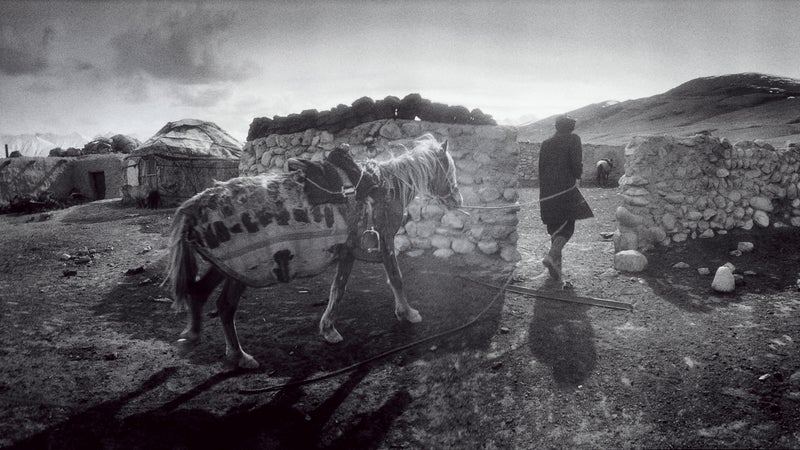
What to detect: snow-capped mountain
<box><xmin>1</xmin><ymin>132</ymin><xmax>89</xmax><ymax>157</ymax></box>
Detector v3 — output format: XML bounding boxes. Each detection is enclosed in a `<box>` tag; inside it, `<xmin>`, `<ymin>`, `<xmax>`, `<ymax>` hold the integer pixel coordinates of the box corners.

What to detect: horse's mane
<box><xmin>368</xmin><ymin>133</ymin><xmax>451</xmax><ymax>205</ymax></box>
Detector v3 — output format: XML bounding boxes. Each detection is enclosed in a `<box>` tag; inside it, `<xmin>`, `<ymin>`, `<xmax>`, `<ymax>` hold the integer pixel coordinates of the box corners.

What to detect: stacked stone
<box><xmin>517</xmin><ymin>142</ymin><xmax>538</xmax><ymax>187</ymax></box>
<box><xmin>247</xmin><ymin>94</ymin><xmax>497</xmax><ymax>141</ymax></box>
<box><xmin>615</xmin><ymin>134</ymin><xmax>800</xmax><ymax>254</ymax></box>
<box><xmin>240</xmin><ymin>118</ymin><xmax>521</xmax><ymax>264</ymax></box>
<box><xmin>515</xmin><ymin>142</ymin><xmax>625</xmax><ymax>187</ymax></box>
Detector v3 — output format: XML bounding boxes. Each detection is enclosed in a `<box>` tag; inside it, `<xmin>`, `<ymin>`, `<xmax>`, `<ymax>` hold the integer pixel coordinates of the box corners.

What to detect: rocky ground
<box><xmin>1</xmin><ymin>188</ymin><xmax>799</xmax><ymax>449</ymax></box>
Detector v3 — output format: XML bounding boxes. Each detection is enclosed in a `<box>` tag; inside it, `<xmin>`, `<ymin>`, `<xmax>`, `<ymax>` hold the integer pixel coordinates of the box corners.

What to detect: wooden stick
<box><xmin>461</xmin><ymin>277</ymin><xmax>634</xmax><ymax>312</ymax></box>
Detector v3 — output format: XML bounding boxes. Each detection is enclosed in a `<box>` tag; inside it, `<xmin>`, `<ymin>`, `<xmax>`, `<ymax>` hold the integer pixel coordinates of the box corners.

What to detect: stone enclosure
<box><xmin>517</xmin><ymin>141</ymin><xmax>625</xmax><ymax>187</ymax></box>
<box><xmin>614</xmin><ymin>134</ymin><xmax>800</xmax><ymax>255</ymax></box>
<box><xmin>239</xmin><ymin>118</ymin><xmax>521</xmax><ymax>269</ymax></box>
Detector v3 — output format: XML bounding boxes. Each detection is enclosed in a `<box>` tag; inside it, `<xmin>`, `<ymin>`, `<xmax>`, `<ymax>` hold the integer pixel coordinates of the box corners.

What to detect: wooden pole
<box><xmin>460</xmin><ymin>276</ymin><xmax>634</xmax><ymax>312</ymax></box>
<box><xmin>4</xmin><ymin>144</ymin><xmax>7</xmax><ymax>158</ymax></box>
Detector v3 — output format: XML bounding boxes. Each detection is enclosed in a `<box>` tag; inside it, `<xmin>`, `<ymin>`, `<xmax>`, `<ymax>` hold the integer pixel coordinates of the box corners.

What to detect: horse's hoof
<box><xmin>397</xmin><ymin>308</ymin><xmax>422</xmax><ymax>323</ymax></box>
<box><xmin>225</xmin><ymin>351</ymin><xmax>259</xmax><ymax>370</ymax></box>
<box><xmin>322</xmin><ymin>328</ymin><xmax>344</xmax><ymax>344</ymax></box>
<box><xmin>176</xmin><ymin>337</ymin><xmax>198</xmax><ymax>356</ymax></box>
<box><xmin>238</xmin><ymin>353</ymin><xmax>259</xmax><ymax>370</ymax></box>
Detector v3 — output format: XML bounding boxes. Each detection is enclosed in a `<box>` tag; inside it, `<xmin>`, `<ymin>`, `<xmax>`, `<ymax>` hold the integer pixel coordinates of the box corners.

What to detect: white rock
<box><xmin>500</xmin><ymin>246</ymin><xmax>521</xmax><ymax>262</ymax></box>
<box><xmin>406</xmin><ymin>249</ymin><xmax>425</xmax><ymax>257</ymax></box>
<box><xmin>441</xmin><ymin>211</ymin><xmax>464</xmax><ymax>229</ymax></box>
<box><xmin>699</xmin><ymin>229</ymin><xmax>715</xmax><ymax>238</ymax></box>
<box><xmin>673</xmin><ymin>262</ymin><xmax>690</xmax><ymax>269</ymax></box>
<box><xmin>614</xmin><ymin>250</ymin><xmax>648</xmax><ymax>272</ymax></box>
<box><xmin>422</xmin><ymin>204</ymin><xmax>445</xmax><ymax>221</ymax></box>
<box><xmin>394</xmin><ymin>235</ymin><xmax>411</xmax><ymax>252</ymax></box>
<box><xmin>749</xmin><ymin>196</ymin><xmax>774</xmax><ymax>212</ymax></box>
<box><xmin>737</xmin><ymin>242</ymin><xmax>754</xmax><ymax>252</ymax></box>
<box><xmin>477</xmin><ymin>241</ymin><xmax>499</xmax><ymax>255</ymax></box>
<box><xmin>753</xmin><ymin>210</ymin><xmax>770</xmax><ymax>227</ymax></box>
<box><xmin>451</xmin><ymin>238</ymin><xmax>476</xmax><ymax>254</ymax></box>
<box><xmin>673</xmin><ymin>233</ymin><xmax>688</xmax><ymax>243</ymax></box>
<box><xmin>616</xmin><ymin>206</ymin><xmax>643</xmax><ymax>227</ymax></box>
<box><xmin>433</xmin><ymin>248</ymin><xmax>454</xmax><ymax>259</ymax></box>
<box><xmin>430</xmin><ymin>234</ymin><xmax>452</xmax><ymax>249</ymax></box>
<box><xmin>711</xmin><ymin>266</ymin><xmax>735</xmax><ymax>293</ymax></box>
<box><xmin>698</xmin><ymin>267</ymin><xmax>711</xmax><ymax>275</ymax></box>
<box><xmin>662</xmin><ymin>213</ymin><xmax>677</xmax><ymax>230</ymax></box>
<box><xmin>616</xmin><ymin>232</ymin><xmax>639</xmax><ymax>251</ymax></box>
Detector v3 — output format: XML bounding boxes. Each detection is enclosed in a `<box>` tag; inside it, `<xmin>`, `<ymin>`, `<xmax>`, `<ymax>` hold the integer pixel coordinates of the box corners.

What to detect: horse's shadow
<box><xmin>8</xmin><ymin>364</ymin><xmax>410</xmax><ymax>450</ymax></box>
<box><xmin>36</xmin><ymin>255</ymin><xmax>506</xmax><ymax>449</ymax></box>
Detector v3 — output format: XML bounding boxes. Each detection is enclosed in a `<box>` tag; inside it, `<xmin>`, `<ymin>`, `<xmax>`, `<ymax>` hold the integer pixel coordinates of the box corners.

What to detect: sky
<box><xmin>2</xmin><ymin>0</ymin><xmax>800</xmax><ymax>142</ymax></box>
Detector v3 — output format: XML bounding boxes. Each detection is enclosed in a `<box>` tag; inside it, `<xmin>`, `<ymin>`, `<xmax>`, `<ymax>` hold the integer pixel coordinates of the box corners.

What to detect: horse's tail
<box><xmin>162</xmin><ymin>210</ymin><xmax>198</xmax><ymax>312</ymax></box>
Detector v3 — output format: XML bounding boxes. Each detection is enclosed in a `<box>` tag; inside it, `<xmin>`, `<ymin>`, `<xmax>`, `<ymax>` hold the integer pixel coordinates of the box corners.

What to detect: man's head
<box><xmin>555</xmin><ymin>115</ymin><xmax>576</xmax><ymax>133</ymax></box>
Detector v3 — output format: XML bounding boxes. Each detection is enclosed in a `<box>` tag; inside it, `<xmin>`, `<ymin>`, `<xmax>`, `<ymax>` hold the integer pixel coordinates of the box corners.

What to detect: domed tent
<box><xmin>124</xmin><ymin>119</ymin><xmax>242</xmax><ymax>206</ymax></box>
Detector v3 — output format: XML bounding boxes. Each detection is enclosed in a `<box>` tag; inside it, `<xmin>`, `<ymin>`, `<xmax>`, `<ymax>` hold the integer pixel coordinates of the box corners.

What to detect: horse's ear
<box><xmin>440</xmin><ymin>140</ymin><xmax>449</xmax><ymax>153</ymax></box>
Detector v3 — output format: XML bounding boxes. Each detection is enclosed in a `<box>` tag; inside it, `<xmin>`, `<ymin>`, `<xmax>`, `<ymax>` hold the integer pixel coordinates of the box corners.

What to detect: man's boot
<box><xmin>542</xmin><ymin>236</ymin><xmax>568</xmax><ymax>281</ymax></box>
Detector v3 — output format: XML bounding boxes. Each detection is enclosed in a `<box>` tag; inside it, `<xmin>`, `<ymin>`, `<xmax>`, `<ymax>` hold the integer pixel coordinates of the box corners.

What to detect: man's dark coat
<box><xmin>538</xmin><ymin>131</ymin><xmax>594</xmax><ymax>225</ymax></box>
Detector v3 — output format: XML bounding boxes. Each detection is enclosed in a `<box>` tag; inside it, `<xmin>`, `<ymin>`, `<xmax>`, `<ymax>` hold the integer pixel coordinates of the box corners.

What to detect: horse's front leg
<box><xmin>319</xmin><ymin>250</ymin><xmax>355</xmax><ymax>343</ymax></box>
<box><xmin>381</xmin><ymin>240</ymin><xmax>422</xmax><ymax>324</ymax></box>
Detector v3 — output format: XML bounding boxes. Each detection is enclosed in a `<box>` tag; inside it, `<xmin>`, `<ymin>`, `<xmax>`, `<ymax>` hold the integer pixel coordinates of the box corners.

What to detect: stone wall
<box><xmin>517</xmin><ymin>141</ymin><xmax>625</xmax><ymax>187</ymax></box>
<box><xmin>247</xmin><ymin>94</ymin><xmax>496</xmax><ymax>141</ymax></box>
<box><xmin>614</xmin><ymin>134</ymin><xmax>800</xmax><ymax>253</ymax></box>
<box><xmin>240</xmin><ymin>118</ymin><xmax>521</xmax><ymax>268</ymax></box>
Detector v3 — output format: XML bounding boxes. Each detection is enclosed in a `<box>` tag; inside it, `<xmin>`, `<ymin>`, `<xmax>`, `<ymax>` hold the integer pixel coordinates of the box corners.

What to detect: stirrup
<box><xmin>360</xmin><ymin>227</ymin><xmax>381</xmax><ymax>253</ymax></box>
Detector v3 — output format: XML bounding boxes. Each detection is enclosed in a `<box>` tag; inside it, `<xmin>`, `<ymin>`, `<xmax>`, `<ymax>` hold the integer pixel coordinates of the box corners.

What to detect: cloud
<box><xmin>116</xmin><ymin>73</ymin><xmax>152</xmax><ymax>104</ymax></box>
<box><xmin>171</xmin><ymin>85</ymin><xmax>232</xmax><ymax>108</ymax></box>
<box><xmin>0</xmin><ymin>25</ymin><xmax>54</xmax><ymax>75</ymax></box>
<box><xmin>111</xmin><ymin>7</ymin><xmax>254</xmax><ymax>84</ymax></box>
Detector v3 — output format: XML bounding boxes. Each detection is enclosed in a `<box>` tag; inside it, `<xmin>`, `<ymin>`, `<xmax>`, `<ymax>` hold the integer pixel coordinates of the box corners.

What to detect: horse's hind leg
<box><xmin>381</xmin><ymin>243</ymin><xmax>422</xmax><ymax>324</ymax></box>
<box><xmin>216</xmin><ymin>278</ymin><xmax>258</xmax><ymax>369</ymax></box>
<box><xmin>177</xmin><ymin>267</ymin><xmax>225</xmax><ymax>354</ymax></box>
<box><xmin>319</xmin><ymin>251</ymin><xmax>355</xmax><ymax>343</ymax></box>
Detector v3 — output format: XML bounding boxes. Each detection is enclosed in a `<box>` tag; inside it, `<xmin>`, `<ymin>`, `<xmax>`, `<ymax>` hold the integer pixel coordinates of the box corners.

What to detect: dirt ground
<box><xmin>1</xmin><ymin>187</ymin><xmax>799</xmax><ymax>449</ymax></box>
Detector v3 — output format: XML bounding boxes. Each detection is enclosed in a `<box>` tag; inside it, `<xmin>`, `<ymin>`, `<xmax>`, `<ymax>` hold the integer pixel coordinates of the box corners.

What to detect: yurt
<box><xmin>124</xmin><ymin>119</ymin><xmax>242</xmax><ymax>206</ymax></box>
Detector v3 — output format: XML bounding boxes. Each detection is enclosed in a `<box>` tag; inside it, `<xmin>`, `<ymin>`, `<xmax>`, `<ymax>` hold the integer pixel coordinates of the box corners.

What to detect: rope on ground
<box><xmin>238</xmin><ymin>270</ymin><xmax>515</xmax><ymax>395</ymax></box>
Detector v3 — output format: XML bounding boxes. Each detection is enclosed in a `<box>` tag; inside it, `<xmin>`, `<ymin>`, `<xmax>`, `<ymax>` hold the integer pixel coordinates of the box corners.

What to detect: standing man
<box><xmin>538</xmin><ymin>115</ymin><xmax>594</xmax><ymax>285</ymax></box>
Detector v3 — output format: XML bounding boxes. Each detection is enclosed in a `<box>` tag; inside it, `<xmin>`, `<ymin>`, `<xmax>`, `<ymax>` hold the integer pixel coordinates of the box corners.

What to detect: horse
<box><xmin>163</xmin><ymin>133</ymin><xmax>461</xmax><ymax>369</ymax></box>
<box><xmin>595</xmin><ymin>158</ymin><xmax>613</xmax><ymax>187</ymax></box>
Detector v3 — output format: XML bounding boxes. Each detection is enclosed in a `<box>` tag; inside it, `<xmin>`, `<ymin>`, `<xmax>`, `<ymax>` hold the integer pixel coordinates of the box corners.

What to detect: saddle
<box><xmin>287</xmin><ymin>145</ymin><xmax>380</xmax><ymax>206</ymax></box>
<box><xmin>289</xmin><ymin>146</ymin><xmax>385</xmax><ymax>255</ymax></box>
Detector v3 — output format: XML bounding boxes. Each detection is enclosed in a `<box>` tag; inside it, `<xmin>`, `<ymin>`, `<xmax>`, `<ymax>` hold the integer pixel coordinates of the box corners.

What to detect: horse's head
<box><xmin>431</xmin><ymin>140</ymin><xmax>462</xmax><ymax>209</ymax></box>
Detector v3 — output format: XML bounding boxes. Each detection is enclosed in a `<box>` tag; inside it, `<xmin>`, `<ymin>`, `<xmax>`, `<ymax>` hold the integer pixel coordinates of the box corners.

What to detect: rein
<box><xmin>301</xmin><ymin>167</ymin><xmax>365</xmax><ymax>198</ymax></box>
<box><xmin>238</xmin><ymin>269</ymin><xmax>516</xmax><ymax>395</ymax></box>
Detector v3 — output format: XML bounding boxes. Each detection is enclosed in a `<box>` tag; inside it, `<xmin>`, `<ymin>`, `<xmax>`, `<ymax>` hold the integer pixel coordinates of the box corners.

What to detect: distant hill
<box><xmin>1</xmin><ymin>132</ymin><xmax>88</xmax><ymax>157</ymax></box>
<box><xmin>518</xmin><ymin>73</ymin><xmax>800</xmax><ymax>146</ymax></box>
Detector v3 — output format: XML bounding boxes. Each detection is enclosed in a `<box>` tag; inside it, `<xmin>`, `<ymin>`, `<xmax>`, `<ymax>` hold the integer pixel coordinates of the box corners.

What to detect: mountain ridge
<box><xmin>518</xmin><ymin>73</ymin><xmax>800</xmax><ymax>146</ymax></box>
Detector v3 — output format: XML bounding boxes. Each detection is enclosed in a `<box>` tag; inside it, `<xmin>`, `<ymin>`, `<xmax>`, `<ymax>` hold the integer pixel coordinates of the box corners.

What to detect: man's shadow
<box><xmin>527</xmin><ymin>278</ymin><xmax>597</xmax><ymax>389</ymax></box>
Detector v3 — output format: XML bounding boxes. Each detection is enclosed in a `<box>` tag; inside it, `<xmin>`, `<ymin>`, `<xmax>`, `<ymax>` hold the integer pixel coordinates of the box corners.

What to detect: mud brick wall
<box><xmin>240</xmin><ymin>118</ymin><xmax>521</xmax><ymax>267</ymax></box>
<box><xmin>517</xmin><ymin>142</ymin><xmax>625</xmax><ymax>187</ymax></box>
<box><xmin>615</xmin><ymin>134</ymin><xmax>800</xmax><ymax>252</ymax></box>
<box><xmin>0</xmin><ymin>154</ymin><xmax>125</xmax><ymax>205</ymax></box>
